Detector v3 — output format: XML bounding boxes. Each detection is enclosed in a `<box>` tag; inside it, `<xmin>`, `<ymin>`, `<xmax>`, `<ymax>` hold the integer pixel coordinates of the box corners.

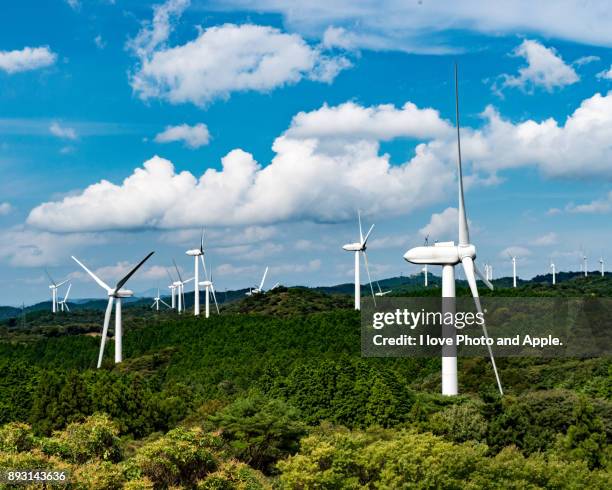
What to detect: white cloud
<box><xmin>66</xmin><ymin>0</ymin><xmax>80</xmax><ymax>10</ymax></box>
<box><xmin>596</xmin><ymin>65</ymin><xmax>612</xmax><ymax>80</ymax></box>
<box><xmin>154</xmin><ymin>123</ymin><xmax>210</xmax><ymax>148</ymax></box>
<box><xmin>0</xmin><ymin>46</ymin><xmax>57</xmax><ymax>74</ymax></box>
<box><xmin>50</xmin><ymin>122</ymin><xmax>77</xmax><ymax>140</ymax></box>
<box><xmin>531</xmin><ymin>232</ymin><xmax>558</xmax><ymax>246</ymax></box>
<box><xmin>0</xmin><ymin>227</ymin><xmax>101</xmax><ymax>267</ymax></box>
<box><xmin>565</xmin><ymin>191</ymin><xmax>612</xmax><ymax>213</ymax></box>
<box><xmin>27</xmin><ymin>99</ymin><xmax>457</xmax><ymax>232</ymax></box>
<box><xmin>94</xmin><ymin>35</ymin><xmax>106</xmax><ymax>49</ymax></box>
<box><xmin>418</xmin><ymin>207</ymin><xmax>458</xmax><ymax>242</ymax></box>
<box><xmin>212</xmin><ymin>1</ymin><xmax>612</xmax><ymax>52</ymax></box>
<box><xmin>573</xmin><ymin>55</ymin><xmax>600</xmax><ymax>67</ymax></box>
<box><xmin>129</xmin><ymin>20</ymin><xmax>351</xmax><ymax>105</ymax></box>
<box><xmin>500</xmin><ymin>246</ymin><xmax>531</xmax><ymax>259</ymax></box>
<box><xmin>70</xmin><ymin>260</ymin><xmax>165</xmax><ymax>285</ymax></box>
<box><xmin>0</xmin><ymin>202</ymin><xmax>13</xmax><ymax>216</ymax></box>
<box><xmin>368</xmin><ymin>234</ymin><xmax>410</xmax><ymax>249</ymax></box>
<box><xmin>497</xmin><ymin>40</ymin><xmax>578</xmax><ymax>94</ymax></box>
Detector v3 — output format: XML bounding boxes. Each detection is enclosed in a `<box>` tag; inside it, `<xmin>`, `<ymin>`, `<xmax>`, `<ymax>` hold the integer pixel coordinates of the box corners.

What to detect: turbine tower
<box><xmin>166</xmin><ymin>269</ymin><xmax>177</xmax><ymax>309</ymax></box>
<box><xmin>583</xmin><ymin>253</ymin><xmax>588</xmax><ymax>277</ymax></box>
<box><xmin>58</xmin><ymin>283</ymin><xmax>72</xmax><ymax>312</ymax></box>
<box><xmin>509</xmin><ymin>255</ymin><xmax>517</xmax><ymax>288</ymax></box>
<box><xmin>550</xmin><ymin>259</ymin><xmax>556</xmax><ymax>285</ymax></box>
<box><xmin>45</xmin><ymin>269</ymin><xmax>68</xmax><ymax>314</ymax></box>
<box><xmin>152</xmin><ymin>288</ymin><xmax>170</xmax><ymax>311</ymax></box>
<box><xmin>342</xmin><ymin>211</ymin><xmax>376</xmax><ymax>310</ymax></box>
<box><xmin>72</xmin><ymin>252</ymin><xmax>154</xmax><ymax>368</ymax></box>
<box><xmin>600</xmin><ymin>257</ymin><xmax>605</xmax><ymax>277</ymax></box>
<box><xmin>403</xmin><ymin>64</ymin><xmax>503</xmax><ymax>397</ymax></box>
<box><xmin>186</xmin><ymin>229</ymin><xmax>205</xmax><ymax>316</ymax></box>
<box><xmin>423</xmin><ymin>236</ymin><xmax>429</xmax><ymax>287</ymax></box>
<box><xmin>198</xmin><ymin>256</ymin><xmax>219</xmax><ymax>318</ymax></box>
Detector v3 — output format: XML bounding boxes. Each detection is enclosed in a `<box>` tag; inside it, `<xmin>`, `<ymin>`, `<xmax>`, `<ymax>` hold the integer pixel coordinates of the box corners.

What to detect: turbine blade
<box><xmin>65</xmin><ymin>303</ymin><xmax>70</xmax><ymax>312</ymax></box>
<box><xmin>362</xmin><ymin>251</ymin><xmax>377</xmax><ymax>307</ymax></box>
<box><xmin>64</xmin><ymin>283</ymin><xmax>72</xmax><ymax>302</ymax></box>
<box><xmin>116</xmin><ymin>251</ymin><xmax>154</xmax><ymax>291</ymax></box>
<box><xmin>97</xmin><ymin>297</ymin><xmax>114</xmax><ymax>369</ymax></box>
<box><xmin>362</xmin><ymin>224</ymin><xmax>375</xmax><ymax>247</ymax></box>
<box><xmin>211</xmin><ymin>285</ymin><xmax>220</xmax><ymax>314</ymax></box>
<box><xmin>72</xmin><ymin>256</ymin><xmax>112</xmax><ymax>292</ymax></box>
<box><xmin>173</xmin><ymin>258</ymin><xmax>183</xmax><ymax>283</ymax></box>
<box><xmin>200</xmin><ymin>227</ymin><xmax>205</xmax><ymax>253</ymax></box>
<box><xmin>200</xmin><ymin>254</ymin><xmax>209</xmax><ymax>282</ymax></box>
<box><xmin>151</xmin><ymin>302</ymin><xmax>156</xmax><ymax>308</ymax></box>
<box><xmin>166</xmin><ymin>268</ymin><xmax>175</xmax><ymax>284</ymax></box>
<box><xmin>461</xmin><ymin>256</ymin><xmax>503</xmax><ymax>396</ymax></box>
<box><xmin>56</xmin><ymin>279</ymin><xmax>69</xmax><ymax>288</ymax></box>
<box><xmin>455</xmin><ymin>64</ymin><xmax>470</xmax><ymax>246</ymax></box>
<box><xmin>45</xmin><ymin>268</ymin><xmax>56</xmax><ymax>286</ymax></box>
<box><xmin>259</xmin><ymin>266</ymin><xmax>268</xmax><ymax>291</ymax></box>
<box><xmin>160</xmin><ymin>299</ymin><xmax>171</xmax><ymax>308</ymax></box>
<box><xmin>358</xmin><ymin>210</ymin><xmax>364</xmax><ymax>244</ymax></box>
<box><xmin>474</xmin><ymin>262</ymin><xmax>494</xmax><ymax>290</ymax></box>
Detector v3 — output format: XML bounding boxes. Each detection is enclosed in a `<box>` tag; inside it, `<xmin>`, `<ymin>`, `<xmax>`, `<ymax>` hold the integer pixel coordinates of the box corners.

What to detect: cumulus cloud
<box><xmin>496</xmin><ymin>40</ymin><xmax>578</xmax><ymax>94</ymax></box>
<box><xmin>0</xmin><ymin>46</ymin><xmax>57</xmax><ymax>74</ymax></box>
<box><xmin>531</xmin><ymin>232</ymin><xmax>558</xmax><ymax>246</ymax></box>
<box><xmin>565</xmin><ymin>191</ymin><xmax>612</xmax><ymax>213</ymax></box>
<box><xmin>418</xmin><ymin>207</ymin><xmax>458</xmax><ymax>242</ymax></box>
<box><xmin>0</xmin><ymin>202</ymin><xmax>13</xmax><ymax>216</ymax></box>
<box><xmin>154</xmin><ymin>123</ymin><xmax>210</xmax><ymax>148</ymax></box>
<box><xmin>597</xmin><ymin>65</ymin><xmax>612</xmax><ymax>80</ymax></box>
<box><xmin>129</xmin><ymin>5</ymin><xmax>351</xmax><ymax>105</ymax></box>
<box><xmin>27</xmin><ymin>99</ymin><xmax>458</xmax><ymax>232</ymax></box>
<box><xmin>212</xmin><ymin>1</ymin><xmax>612</xmax><ymax>52</ymax></box>
<box><xmin>27</xmin><ymin>92</ymin><xmax>612</xmax><ymax>233</ymax></box>
<box><xmin>49</xmin><ymin>122</ymin><xmax>77</xmax><ymax>140</ymax></box>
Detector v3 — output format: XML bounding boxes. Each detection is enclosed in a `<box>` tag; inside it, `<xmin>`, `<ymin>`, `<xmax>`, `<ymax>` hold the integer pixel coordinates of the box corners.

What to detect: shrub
<box><xmin>0</xmin><ymin>422</ymin><xmax>35</xmax><ymax>453</ymax></box>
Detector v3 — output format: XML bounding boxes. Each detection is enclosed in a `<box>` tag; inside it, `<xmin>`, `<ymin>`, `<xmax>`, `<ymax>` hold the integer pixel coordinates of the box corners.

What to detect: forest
<box><xmin>0</xmin><ymin>276</ymin><xmax>610</xmax><ymax>488</ymax></box>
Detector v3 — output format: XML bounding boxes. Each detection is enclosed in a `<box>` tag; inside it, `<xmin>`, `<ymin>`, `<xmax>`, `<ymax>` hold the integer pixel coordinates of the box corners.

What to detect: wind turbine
<box><xmin>198</xmin><ymin>256</ymin><xmax>219</xmax><ymax>318</ymax></box>
<box><xmin>403</xmin><ymin>64</ymin><xmax>503</xmax><ymax>397</ymax></box>
<box><xmin>509</xmin><ymin>254</ymin><xmax>517</xmax><ymax>288</ymax></box>
<box><xmin>342</xmin><ymin>211</ymin><xmax>376</xmax><ymax>310</ymax></box>
<box><xmin>173</xmin><ymin>259</ymin><xmax>194</xmax><ymax>313</ymax></box>
<box><xmin>375</xmin><ymin>281</ymin><xmax>391</xmax><ymax>296</ymax></box>
<box><xmin>583</xmin><ymin>252</ymin><xmax>588</xmax><ymax>277</ymax></box>
<box><xmin>72</xmin><ymin>252</ymin><xmax>154</xmax><ymax>368</ymax></box>
<box><xmin>151</xmin><ymin>288</ymin><xmax>170</xmax><ymax>311</ymax></box>
<box><xmin>246</xmin><ymin>267</ymin><xmax>269</xmax><ymax>296</ymax></box>
<box><xmin>422</xmin><ymin>236</ymin><xmax>429</xmax><ymax>287</ymax></box>
<box><xmin>45</xmin><ymin>269</ymin><xmax>68</xmax><ymax>313</ymax></box>
<box><xmin>186</xmin><ymin>229</ymin><xmax>205</xmax><ymax>316</ymax></box>
<box><xmin>600</xmin><ymin>257</ymin><xmax>605</xmax><ymax>277</ymax></box>
<box><xmin>550</xmin><ymin>259</ymin><xmax>556</xmax><ymax>285</ymax></box>
<box><xmin>58</xmin><ymin>283</ymin><xmax>72</xmax><ymax>312</ymax></box>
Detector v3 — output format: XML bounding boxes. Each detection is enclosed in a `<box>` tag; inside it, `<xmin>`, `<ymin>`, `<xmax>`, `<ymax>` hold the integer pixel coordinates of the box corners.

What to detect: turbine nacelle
<box><xmin>110</xmin><ymin>289</ymin><xmax>134</xmax><ymax>298</ymax></box>
<box><xmin>403</xmin><ymin>242</ymin><xmax>476</xmax><ymax>266</ymax></box>
<box><xmin>185</xmin><ymin>249</ymin><xmax>202</xmax><ymax>256</ymax></box>
<box><xmin>342</xmin><ymin>242</ymin><xmax>363</xmax><ymax>252</ymax></box>
<box><xmin>199</xmin><ymin>280</ymin><xmax>213</xmax><ymax>287</ymax></box>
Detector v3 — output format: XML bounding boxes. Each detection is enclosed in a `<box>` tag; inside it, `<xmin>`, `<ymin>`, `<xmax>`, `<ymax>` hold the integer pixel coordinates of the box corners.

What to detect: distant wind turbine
<box><xmin>550</xmin><ymin>259</ymin><xmax>556</xmax><ymax>286</ymax></box>
<box><xmin>186</xmin><ymin>229</ymin><xmax>205</xmax><ymax>316</ymax></box>
<box><xmin>45</xmin><ymin>269</ymin><xmax>68</xmax><ymax>314</ymax></box>
<box><xmin>375</xmin><ymin>281</ymin><xmax>391</xmax><ymax>296</ymax></box>
<box><xmin>72</xmin><ymin>252</ymin><xmax>154</xmax><ymax>368</ymax></box>
<box><xmin>198</xmin><ymin>255</ymin><xmax>219</xmax><ymax>318</ymax></box>
<box><xmin>173</xmin><ymin>259</ymin><xmax>194</xmax><ymax>313</ymax></box>
<box><xmin>246</xmin><ymin>267</ymin><xmax>269</xmax><ymax>296</ymax></box>
<box><xmin>152</xmin><ymin>288</ymin><xmax>170</xmax><ymax>311</ymax></box>
<box><xmin>600</xmin><ymin>257</ymin><xmax>605</xmax><ymax>277</ymax></box>
<box><xmin>342</xmin><ymin>211</ymin><xmax>376</xmax><ymax>310</ymax></box>
<box><xmin>58</xmin><ymin>283</ymin><xmax>72</xmax><ymax>312</ymax></box>
<box><xmin>508</xmin><ymin>254</ymin><xmax>517</xmax><ymax>288</ymax></box>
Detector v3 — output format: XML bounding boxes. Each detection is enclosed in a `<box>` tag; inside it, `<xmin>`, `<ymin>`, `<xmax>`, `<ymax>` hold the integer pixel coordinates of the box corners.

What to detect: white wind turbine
<box><xmin>550</xmin><ymin>259</ymin><xmax>556</xmax><ymax>285</ymax></box>
<box><xmin>422</xmin><ymin>236</ymin><xmax>429</xmax><ymax>287</ymax></box>
<box><xmin>600</xmin><ymin>257</ymin><xmax>605</xmax><ymax>277</ymax></box>
<box><xmin>403</xmin><ymin>64</ymin><xmax>503</xmax><ymax>397</ymax></box>
<box><xmin>173</xmin><ymin>259</ymin><xmax>194</xmax><ymax>313</ymax></box>
<box><xmin>509</xmin><ymin>254</ymin><xmax>517</xmax><ymax>288</ymax></box>
<box><xmin>186</xmin><ymin>229</ymin><xmax>205</xmax><ymax>316</ymax></box>
<box><xmin>246</xmin><ymin>267</ymin><xmax>269</xmax><ymax>296</ymax></box>
<box><xmin>45</xmin><ymin>269</ymin><xmax>68</xmax><ymax>314</ymax></box>
<box><xmin>342</xmin><ymin>211</ymin><xmax>376</xmax><ymax>310</ymax></box>
<box><xmin>72</xmin><ymin>252</ymin><xmax>154</xmax><ymax>368</ymax></box>
<box><xmin>583</xmin><ymin>252</ymin><xmax>588</xmax><ymax>277</ymax></box>
<box><xmin>58</xmin><ymin>283</ymin><xmax>72</xmax><ymax>312</ymax></box>
<box><xmin>198</xmin><ymin>255</ymin><xmax>219</xmax><ymax>318</ymax></box>
<box><xmin>151</xmin><ymin>288</ymin><xmax>170</xmax><ymax>311</ymax></box>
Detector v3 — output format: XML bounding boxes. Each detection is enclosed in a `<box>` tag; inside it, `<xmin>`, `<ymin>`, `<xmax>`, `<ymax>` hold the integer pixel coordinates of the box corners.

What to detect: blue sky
<box><xmin>1</xmin><ymin>0</ymin><xmax>612</xmax><ymax>305</ymax></box>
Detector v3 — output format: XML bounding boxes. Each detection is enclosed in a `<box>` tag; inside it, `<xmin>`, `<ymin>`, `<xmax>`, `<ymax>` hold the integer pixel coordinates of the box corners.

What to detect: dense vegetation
<box><xmin>0</xmin><ymin>275</ymin><xmax>610</xmax><ymax>488</ymax></box>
